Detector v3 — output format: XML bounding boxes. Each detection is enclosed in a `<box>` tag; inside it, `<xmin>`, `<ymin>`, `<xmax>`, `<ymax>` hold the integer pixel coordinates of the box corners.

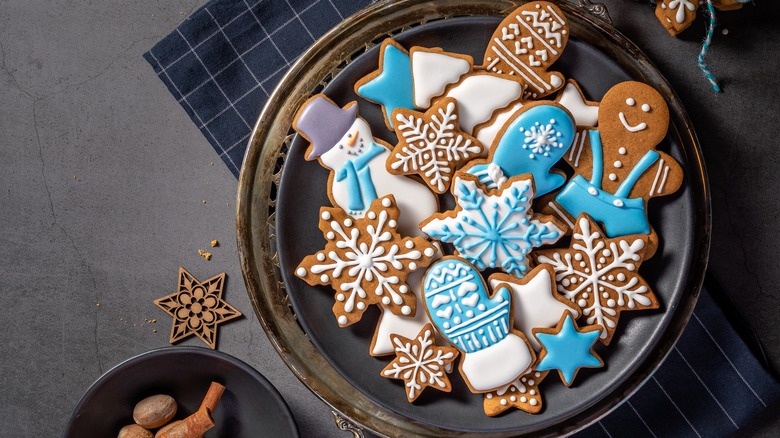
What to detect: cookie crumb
<box><xmin>211</xmin><ymin>240</ymin><xmax>219</xmax><ymax>247</ymax></box>
<box><xmin>721</xmin><ymin>28</ymin><xmax>729</xmax><ymax>35</ymax></box>
<box><xmin>73</xmin><ymin>176</ymin><xmax>77</xmax><ymax>180</ymax></box>
<box><xmin>153</xmin><ymin>329</ymin><xmax>157</xmax><ymax>333</ymax></box>
<box><xmin>95</xmin><ymin>302</ymin><xmax>101</xmax><ymax>307</ymax></box>
<box><xmin>202</xmin><ymin>200</ymin><xmax>207</xmax><ymax>204</ymax></box>
<box><xmin>198</xmin><ymin>249</ymin><xmax>212</xmax><ymax>261</ymax></box>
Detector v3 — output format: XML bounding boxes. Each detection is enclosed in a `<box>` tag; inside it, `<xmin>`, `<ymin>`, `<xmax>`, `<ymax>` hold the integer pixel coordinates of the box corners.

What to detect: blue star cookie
<box><xmin>355</xmin><ymin>39</ymin><xmax>415</xmax><ymax>130</ymax></box>
<box><xmin>533</xmin><ymin>313</ymin><xmax>603</xmax><ymax>386</ymax></box>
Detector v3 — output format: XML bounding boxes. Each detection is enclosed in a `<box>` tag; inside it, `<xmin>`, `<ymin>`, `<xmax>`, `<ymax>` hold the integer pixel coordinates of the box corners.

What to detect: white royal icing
<box><xmin>443</xmin><ymin>74</ymin><xmax>523</xmax><ymax>133</ymax></box>
<box><xmin>618</xmin><ymin>111</ymin><xmax>647</xmax><ymax>133</ymax></box>
<box><xmin>557</xmin><ymin>82</ymin><xmax>598</xmax><ymax>127</ymax></box>
<box><xmin>475</xmin><ymin>102</ymin><xmax>524</xmax><ymax>155</ymax></box>
<box><xmin>489</xmin><ymin>267</ymin><xmax>580</xmax><ymax>351</ymax></box>
<box><xmin>411</xmin><ymin>49</ymin><xmax>471</xmax><ymax>109</ymax></box>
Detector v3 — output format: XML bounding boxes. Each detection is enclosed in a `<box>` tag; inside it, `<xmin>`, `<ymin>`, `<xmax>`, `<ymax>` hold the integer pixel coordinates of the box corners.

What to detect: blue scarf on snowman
<box><xmin>334</xmin><ymin>142</ymin><xmax>385</xmax><ymax>212</ymax></box>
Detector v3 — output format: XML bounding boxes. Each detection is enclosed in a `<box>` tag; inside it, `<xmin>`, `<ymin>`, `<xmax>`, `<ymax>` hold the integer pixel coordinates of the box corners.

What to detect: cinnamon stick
<box><xmin>154</xmin><ymin>407</ymin><xmax>213</xmax><ymax>438</ymax></box>
<box><xmin>198</xmin><ymin>381</ymin><xmax>225</xmax><ymax>413</ymax></box>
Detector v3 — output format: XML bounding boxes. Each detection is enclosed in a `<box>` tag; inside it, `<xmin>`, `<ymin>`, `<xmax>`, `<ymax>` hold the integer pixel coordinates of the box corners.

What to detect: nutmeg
<box><xmin>133</xmin><ymin>394</ymin><xmax>177</xmax><ymax>429</ymax></box>
<box><xmin>118</xmin><ymin>423</ymin><xmax>153</xmax><ymax>438</ymax></box>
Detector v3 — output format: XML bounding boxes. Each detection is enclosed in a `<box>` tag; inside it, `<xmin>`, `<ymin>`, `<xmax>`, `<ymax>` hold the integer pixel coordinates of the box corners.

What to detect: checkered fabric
<box><xmin>144</xmin><ymin>0</ymin><xmax>367</xmax><ymax>176</ymax></box>
<box><xmin>145</xmin><ymin>1</ymin><xmax>780</xmax><ymax>436</ymax></box>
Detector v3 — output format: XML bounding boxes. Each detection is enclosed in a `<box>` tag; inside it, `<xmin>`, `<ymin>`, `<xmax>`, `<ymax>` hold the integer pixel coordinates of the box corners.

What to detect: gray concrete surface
<box><xmin>0</xmin><ymin>1</ymin><xmax>778</xmax><ymax>437</ymax></box>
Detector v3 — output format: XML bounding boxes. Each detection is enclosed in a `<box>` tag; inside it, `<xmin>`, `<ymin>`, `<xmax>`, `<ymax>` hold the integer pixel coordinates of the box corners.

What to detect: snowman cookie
<box><xmin>293</xmin><ymin>94</ymin><xmax>438</xmax><ymax>237</ymax></box>
<box><xmin>552</xmin><ymin>81</ymin><xmax>683</xmax><ymax>240</ymax></box>
<box><xmin>480</xmin><ymin>1</ymin><xmax>569</xmax><ymax>99</ymax></box>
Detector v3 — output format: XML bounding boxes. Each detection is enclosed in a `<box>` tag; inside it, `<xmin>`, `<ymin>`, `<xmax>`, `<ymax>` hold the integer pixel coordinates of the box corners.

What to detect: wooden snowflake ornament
<box><xmin>295</xmin><ymin>195</ymin><xmax>437</xmax><ymax>327</ymax></box>
<box><xmin>381</xmin><ymin>323</ymin><xmax>459</xmax><ymax>402</ymax></box>
<box><xmin>154</xmin><ymin>267</ymin><xmax>242</xmax><ymax>349</ymax></box>
<box><xmin>389</xmin><ymin>97</ymin><xmax>483</xmax><ymax>194</ymax></box>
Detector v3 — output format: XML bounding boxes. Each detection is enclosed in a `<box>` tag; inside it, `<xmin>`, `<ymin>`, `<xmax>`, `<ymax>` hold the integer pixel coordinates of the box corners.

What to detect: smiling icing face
<box><xmin>599</xmin><ymin>81</ymin><xmax>669</xmax><ymax>151</ymax></box>
<box><xmin>319</xmin><ymin>118</ymin><xmax>376</xmax><ymax>170</ymax></box>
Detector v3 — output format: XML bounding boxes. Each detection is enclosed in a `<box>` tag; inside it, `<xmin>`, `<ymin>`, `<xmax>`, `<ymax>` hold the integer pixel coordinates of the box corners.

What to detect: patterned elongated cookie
<box><xmin>295</xmin><ymin>195</ymin><xmax>437</xmax><ymax>327</ymax></box>
<box><xmin>381</xmin><ymin>323</ymin><xmax>459</xmax><ymax>402</ymax></box>
<box><xmin>293</xmin><ymin>94</ymin><xmax>438</xmax><ymax>237</ymax></box>
<box><xmin>530</xmin><ymin>214</ymin><xmax>659</xmax><ymax>345</ymax></box>
<box><xmin>388</xmin><ymin>97</ymin><xmax>483</xmax><ymax>194</ymax></box>
<box><xmin>655</xmin><ymin>0</ymin><xmax>699</xmax><ymax>37</ymax></box>
<box><xmin>481</xmin><ymin>1</ymin><xmax>569</xmax><ymax>99</ymax></box>
<box><xmin>552</xmin><ymin>81</ymin><xmax>683</xmax><ymax>239</ymax></box>
<box><xmin>422</xmin><ymin>257</ymin><xmax>535</xmax><ymax>393</ymax></box>
<box><xmin>421</xmin><ymin>173</ymin><xmax>564</xmax><ymax>277</ymax></box>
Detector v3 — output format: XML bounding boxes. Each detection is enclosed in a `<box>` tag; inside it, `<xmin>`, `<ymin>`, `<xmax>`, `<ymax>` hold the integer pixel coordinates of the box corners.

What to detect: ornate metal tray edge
<box><xmin>236</xmin><ymin>1</ymin><xmax>711</xmax><ymax>436</ymax></box>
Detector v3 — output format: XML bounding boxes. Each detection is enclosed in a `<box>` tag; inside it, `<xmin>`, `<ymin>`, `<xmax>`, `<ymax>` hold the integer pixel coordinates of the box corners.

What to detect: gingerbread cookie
<box><xmin>464</xmin><ymin>101</ymin><xmax>576</xmax><ymax>197</ymax></box>
<box><xmin>655</xmin><ymin>0</ymin><xmax>699</xmax><ymax>37</ymax></box>
<box><xmin>488</xmin><ymin>264</ymin><xmax>580</xmax><ymax>351</ymax></box>
<box><xmin>440</xmin><ymin>72</ymin><xmax>525</xmax><ymax>134</ymax></box>
<box><xmin>553</xmin><ymin>81</ymin><xmax>683</xmax><ymax>239</ymax></box>
<box><xmin>381</xmin><ymin>323</ymin><xmax>459</xmax><ymax>402</ymax></box>
<box><xmin>370</xmin><ymin>244</ymin><xmax>442</xmax><ymax>356</ymax></box>
<box><xmin>355</xmin><ymin>39</ymin><xmax>415</xmax><ymax>130</ymax></box>
<box><xmin>295</xmin><ymin>195</ymin><xmax>437</xmax><ymax>327</ymax></box>
<box><xmin>480</xmin><ymin>1</ymin><xmax>569</xmax><ymax>99</ymax></box>
<box><xmin>422</xmin><ymin>257</ymin><xmax>535</xmax><ymax>392</ymax></box>
<box><xmin>483</xmin><ymin>369</ymin><xmax>549</xmax><ymax>416</ymax></box>
<box><xmin>533</xmin><ymin>313</ymin><xmax>604</xmax><ymax>386</ymax></box>
<box><xmin>410</xmin><ymin>46</ymin><xmax>473</xmax><ymax>110</ymax></box>
<box><xmin>388</xmin><ymin>97</ymin><xmax>483</xmax><ymax>194</ymax></box>
<box><xmin>421</xmin><ymin>173</ymin><xmax>564</xmax><ymax>277</ymax></box>
<box><xmin>293</xmin><ymin>94</ymin><xmax>438</xmax><ymax>237</ymax></box>
<box><xmin>530</xmin><ymin>214</ymin><xmax>659</xmax><ymax>345</ymax></box>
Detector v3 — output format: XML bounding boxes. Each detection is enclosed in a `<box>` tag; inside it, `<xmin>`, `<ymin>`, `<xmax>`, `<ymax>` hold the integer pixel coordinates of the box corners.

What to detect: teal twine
<box><xmin>698</xmin><ymin>0</ymin><xmax>722</xmax><ymax>92</ymax></box>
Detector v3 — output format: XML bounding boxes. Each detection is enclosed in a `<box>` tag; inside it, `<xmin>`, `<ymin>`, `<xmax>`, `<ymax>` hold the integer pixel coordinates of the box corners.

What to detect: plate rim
<box><xmin>236</xmin><ymin>0</ymin><xmax>711</xmax><ymax>436</ymax></box>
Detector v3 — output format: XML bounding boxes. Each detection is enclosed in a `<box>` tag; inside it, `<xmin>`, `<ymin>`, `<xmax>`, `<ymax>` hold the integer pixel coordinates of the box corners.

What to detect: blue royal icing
<box><xmin>535</xmin><ymin>314</ymin><xmax>602</xmax><ymax>386</ymax></box>
<box><xmin>467</xmin><ymin>104</ymin><xmax>575</xmax><ymax>196</ymax></box>
<box><xmin>555</xmin><ymin>130</ymin><xmax>659</xmax><ymax>237</ymax></box>
<box><xmin>423</xmin><ymin>259</ymin><xmax>512</xmax><ymax>353</ymax></box>
<box><xmin>334</xmin><ymin>142</ymin><xmax>385</xmax><ymax>211</ymax></box>
<box><xmin>356</xmin><ymin>42</ymin><xmax>415</xmax><ymax>129</ymax></box>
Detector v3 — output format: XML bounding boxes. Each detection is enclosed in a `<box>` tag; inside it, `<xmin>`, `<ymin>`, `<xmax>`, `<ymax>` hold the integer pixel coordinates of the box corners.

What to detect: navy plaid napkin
<box><xmin>144</xmin><ymin>1</ymin><xmax>780</xmax><ymax>435</ymax></box>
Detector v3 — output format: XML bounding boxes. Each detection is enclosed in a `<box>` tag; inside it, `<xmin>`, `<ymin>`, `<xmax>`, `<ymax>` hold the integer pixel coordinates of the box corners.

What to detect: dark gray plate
<box><xmin>64</xmin><ymin>347</ymin><xmax>298</xmax><ymax>437</ymax></box>
<box><xmin>238</xmin><ymin>1</ymin><xmax>709</xmax><ymax>436</ymax></box>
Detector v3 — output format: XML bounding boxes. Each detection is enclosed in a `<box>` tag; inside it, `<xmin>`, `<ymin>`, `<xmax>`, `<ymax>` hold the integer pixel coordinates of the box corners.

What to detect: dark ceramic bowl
<box><xmin>64</xmin><ymin>347</ymin><xmax>298</xmax><ymax>437</ymax></box>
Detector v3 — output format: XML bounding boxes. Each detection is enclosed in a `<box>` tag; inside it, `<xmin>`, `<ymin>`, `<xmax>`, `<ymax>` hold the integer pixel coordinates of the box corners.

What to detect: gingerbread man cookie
<box><xmin>553</xmin><ymin>81</ymin><xmax>683</xmax><ymax>239</ymax></box>
<box><xmin>480</xmin><ymin>1</ymin><xmax>569</xmax><ymax>99</ymax></box>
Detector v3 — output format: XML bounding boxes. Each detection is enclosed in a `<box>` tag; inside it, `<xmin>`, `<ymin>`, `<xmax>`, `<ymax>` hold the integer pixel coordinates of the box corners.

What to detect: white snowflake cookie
<box><xmin>421</xmin><ymin>173</ymin><xmax>564</xmax><ymax>277</ymax></box>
